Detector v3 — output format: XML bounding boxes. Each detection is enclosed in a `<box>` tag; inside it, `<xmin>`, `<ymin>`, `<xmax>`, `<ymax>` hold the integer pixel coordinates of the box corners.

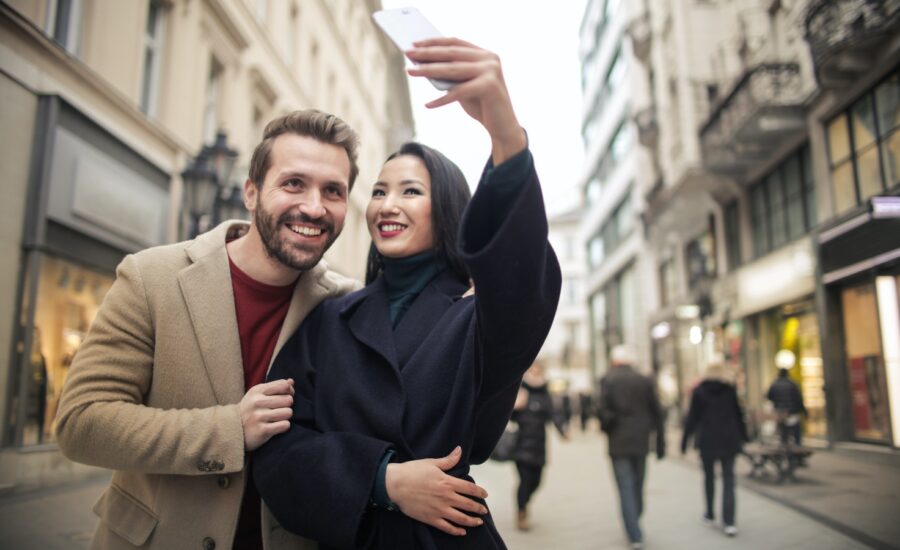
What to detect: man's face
<box><xmin>245</xmin><ymin>134</ymin><xmax>350</xmax><ymax>272</ymax></box>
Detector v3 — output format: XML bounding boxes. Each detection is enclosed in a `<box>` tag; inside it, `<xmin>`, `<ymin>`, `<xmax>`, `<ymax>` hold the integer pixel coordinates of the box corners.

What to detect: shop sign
<box><xmin>736</xmin><ymin>241</ymin><xmax>815</xmax><ymax>316</ymax></box>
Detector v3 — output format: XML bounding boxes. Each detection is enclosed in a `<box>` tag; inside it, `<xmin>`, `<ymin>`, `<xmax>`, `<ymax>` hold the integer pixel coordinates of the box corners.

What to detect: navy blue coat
<box><xmin>254</xmin><ymin>150</ymin><xmax>561</xmax><ymax>549</ymax></box>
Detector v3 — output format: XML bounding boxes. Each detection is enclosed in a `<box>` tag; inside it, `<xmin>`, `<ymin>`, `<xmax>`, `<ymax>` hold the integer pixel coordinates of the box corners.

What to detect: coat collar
<box><xmin>339</xmin><ymin>270</ymin><xmax>467</xmax><ymax>370</ymax></box>
<box><xmin>178</xmin><ymin>220</ymin><xmax>338</xmax><ymax>404</ymax></box>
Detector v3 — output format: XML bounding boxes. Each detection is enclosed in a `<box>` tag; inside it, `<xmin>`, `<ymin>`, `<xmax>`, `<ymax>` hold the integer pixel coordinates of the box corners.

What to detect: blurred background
<box><xmin>0</xmin><ymin>0</ymin><xmax>899</xmax><ymax>548</ymax></box>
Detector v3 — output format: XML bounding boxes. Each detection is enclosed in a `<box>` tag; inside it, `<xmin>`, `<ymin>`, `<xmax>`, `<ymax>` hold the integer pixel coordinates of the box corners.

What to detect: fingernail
<box><xmin>453</xmin><ymin>446</ymin><xmax>461</xmax><ymax>454</ymax></box>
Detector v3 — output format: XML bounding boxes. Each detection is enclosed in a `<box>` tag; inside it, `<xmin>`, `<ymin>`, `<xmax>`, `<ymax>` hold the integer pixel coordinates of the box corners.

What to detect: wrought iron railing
<box><xmin>699</xmin><ymin>63</ymin><xmax>805</xmax><ymax>172</ymax></box>
<box><xmin>805</xmin><ymin>0</ymin><xmax>900</xmax><ymax>67</ymax></box>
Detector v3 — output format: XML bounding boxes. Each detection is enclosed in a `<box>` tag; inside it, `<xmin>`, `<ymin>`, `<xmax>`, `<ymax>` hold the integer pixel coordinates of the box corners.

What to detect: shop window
<box><xmin>685</xmin><ymin>229</ymin><xmax>716</xmax><ymax>289</ymax></box>
<box><xmin>12</xmin><ymin>255</ymin><xmax>113</xmax><ymax>446</ymax></box>
<box><xmin>826</xmin><ymin>66</ymin><xmax>900</xmax><ymax>215</ymax></box>
<box><xmin>841</xmin><ymin>282</ymin><xmax>891</xmax><ymax>443</ymax></box>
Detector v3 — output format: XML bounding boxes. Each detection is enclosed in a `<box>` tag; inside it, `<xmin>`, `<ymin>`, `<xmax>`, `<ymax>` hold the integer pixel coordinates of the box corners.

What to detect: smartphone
<box><xmin>372</xmin><ymin>6</ymin><xmax>456</xmax><ymax>91</ymax></box>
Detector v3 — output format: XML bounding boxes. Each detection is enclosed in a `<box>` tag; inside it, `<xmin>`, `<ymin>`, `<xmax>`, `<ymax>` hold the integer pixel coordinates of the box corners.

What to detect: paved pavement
<box><xmin>0</xmin><ymin>429</ymin><xmax>893</xmax><ymax>549</ymax></box>
<box><xmin>472</xmin><ymin>429</ymin><xmax>878</xmax><ymax>549</ymax></box>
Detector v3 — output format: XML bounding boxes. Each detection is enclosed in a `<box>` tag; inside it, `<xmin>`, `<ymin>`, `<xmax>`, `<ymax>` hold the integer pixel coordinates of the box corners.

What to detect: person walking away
<box><xmin>579</xmin><ymin>392</ymin><xmax>594</xmax><ymax>432</ymax></box>
<box><xmin>766</xmin><ymin>363</ymin><xmax>807</xmax><ymax>447</ymax></box>
<box><xmin>681</xmin><ymin>356</ymin><xmax>748</xmax><ymax>538</ymax></box>
<box><xmin>597</xmin><ymin>345</ymin><xmax>665</xmax><ymax>550</ymax></box>
<box><xmin>511</xmin><ymin>362</ymin><xmax>568</xmax><ymax>531</ymax></box>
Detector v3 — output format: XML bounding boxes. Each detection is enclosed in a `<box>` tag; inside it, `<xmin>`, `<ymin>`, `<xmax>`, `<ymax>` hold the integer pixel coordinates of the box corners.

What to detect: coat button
<box><xmin>217</xmin><ymin>475</ymin><xmax>230</xmax><ymax>489</ymax></box>
<box><xmin>202</xmin><ymin>537</ymin><xmax>216</xmax><ymax>550</ymax></box>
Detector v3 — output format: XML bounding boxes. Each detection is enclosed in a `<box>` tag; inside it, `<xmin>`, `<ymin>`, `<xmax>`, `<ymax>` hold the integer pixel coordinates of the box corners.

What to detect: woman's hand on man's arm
<box><xmin>385</xmin><ymin>446</ymin><xmax>488</xmax><ymax>536</ymax></box>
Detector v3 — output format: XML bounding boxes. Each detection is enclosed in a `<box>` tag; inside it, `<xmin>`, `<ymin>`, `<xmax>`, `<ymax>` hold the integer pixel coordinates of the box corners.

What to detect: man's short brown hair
<box><xmin>248</xmin><ymin>109</ymin><xmax>360</xmax><ymax>190</ymax></box>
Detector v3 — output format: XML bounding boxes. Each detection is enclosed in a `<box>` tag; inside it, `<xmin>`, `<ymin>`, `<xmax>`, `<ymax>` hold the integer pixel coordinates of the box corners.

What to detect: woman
<box><xmin>511</xmin><ymin>362</ymin><xmax>567</xmax><ymax>531</ymax></box>
<box><xmin>253</xmin><ymin>38</ymin><xmax>561</xmax><ymax>549</ymax></box>
<box><xmin>680</xmin><ymin>356</ymin><xmax>749</xmax><ymax>538</ymax></box>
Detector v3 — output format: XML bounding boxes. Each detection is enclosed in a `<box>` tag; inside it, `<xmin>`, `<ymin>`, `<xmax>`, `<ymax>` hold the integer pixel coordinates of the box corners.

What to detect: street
<box><xmin>0</xmin><ymin>429</ymin><xmax>882</xmax><ymax>549</ymax></box>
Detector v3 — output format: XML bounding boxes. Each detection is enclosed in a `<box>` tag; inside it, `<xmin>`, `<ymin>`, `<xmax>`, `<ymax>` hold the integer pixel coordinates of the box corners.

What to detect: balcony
<box><xmin>699</xmin><ymin>63</ymin><xmax>806</xmax><ymax>177</ymax></box>
<box><xmin>805</xmin><ymin>0</ymin><xmax>900</xmax><ymax>87</ymax></box>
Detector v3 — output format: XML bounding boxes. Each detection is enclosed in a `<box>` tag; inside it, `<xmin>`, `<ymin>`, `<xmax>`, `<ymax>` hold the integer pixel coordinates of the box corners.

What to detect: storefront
<box><xmin>4</xmin><ymin>96</ymin><xmax>170</xmax><ymax>465</ymax></box>
<box><xmin>733</xmin><ymin>240</ymin><xmax>828</xmax><ymax>441</ymax></box>
<box><xmin>819</xmin><ymin>196</ymin><xmax>900</xmax><ymax>447</ymax></box>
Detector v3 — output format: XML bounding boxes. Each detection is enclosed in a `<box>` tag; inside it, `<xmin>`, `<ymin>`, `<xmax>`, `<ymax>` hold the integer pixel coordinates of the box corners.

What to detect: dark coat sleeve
<box><xmin>459</xmin><ymin>149</ymin><xmax>562</xmax><ymax>401</ymax></box>
<box><xmin>253</xmin><ymin>306</ymin><xmax>392</xmax><ymax>549</ymax></box>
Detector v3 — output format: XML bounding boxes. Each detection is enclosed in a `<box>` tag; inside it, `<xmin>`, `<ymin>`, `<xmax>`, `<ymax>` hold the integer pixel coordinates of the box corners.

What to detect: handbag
<box><xmin>489</xmin><ymin>421</ymin><xmax>519</xmax><ymax>462</ymax></box>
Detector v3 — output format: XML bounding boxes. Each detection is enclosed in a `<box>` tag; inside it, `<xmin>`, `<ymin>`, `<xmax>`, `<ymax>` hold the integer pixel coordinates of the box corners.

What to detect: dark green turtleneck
<box><xmin>381</xmin><ymin>251</ymin><xmax>446</xmax><ymax>328</ymax></box>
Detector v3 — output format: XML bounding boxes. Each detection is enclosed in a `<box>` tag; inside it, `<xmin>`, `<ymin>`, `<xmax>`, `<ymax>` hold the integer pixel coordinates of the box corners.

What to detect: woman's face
<box><xmin>367</xmin><ymin>155</ymin><xmax>434</xmax><ymax>258</ymax></box>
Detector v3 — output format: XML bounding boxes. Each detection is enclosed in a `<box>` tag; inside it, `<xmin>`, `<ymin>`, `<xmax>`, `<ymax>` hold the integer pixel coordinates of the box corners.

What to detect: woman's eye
<box><xmin>404</xmin><ymin>188</ymin><xmax>423</xmax><ymax>196</ymax></box>
<box><xmin>371</xmin><ymin>189</ymin><xmax>385</xmax><ymax>197</ymax></box>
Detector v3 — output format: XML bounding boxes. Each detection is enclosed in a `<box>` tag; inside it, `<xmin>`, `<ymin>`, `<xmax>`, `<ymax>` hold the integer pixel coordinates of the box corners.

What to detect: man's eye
<box><xmin>285</xmin><ymin>178</ymin><xmax>302</xmax><ymax>188</ymax></box>
<box><xmin>326</xmin><ymin>187</ymin><xmax>345</xmax><ymax>198</ymax></box>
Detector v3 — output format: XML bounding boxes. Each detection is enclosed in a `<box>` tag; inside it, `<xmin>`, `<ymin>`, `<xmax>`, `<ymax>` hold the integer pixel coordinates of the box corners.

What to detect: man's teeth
<box><xmin>289</xmin><ymin>225</ymin><xmax>322</xmax><ymax>236</ymax></box>
<box><xmin>381</xmin><ymin>224</ymin><xmax>405</xmax><ymax>232</ymax></box>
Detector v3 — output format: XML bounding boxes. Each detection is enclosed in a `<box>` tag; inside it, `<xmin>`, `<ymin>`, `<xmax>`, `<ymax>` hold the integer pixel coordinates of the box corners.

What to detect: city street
<box><xmin>0</xmin><ymin>429</ymin><xmax>888</xmax><ymax>549</ymax></box>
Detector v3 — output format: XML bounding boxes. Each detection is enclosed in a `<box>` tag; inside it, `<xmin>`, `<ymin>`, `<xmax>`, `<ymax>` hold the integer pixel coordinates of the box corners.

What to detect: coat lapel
<box><xmin>342</xmin><ymin>279</ymin><xmax>400</xmax><ymax>371</ymax></box>
<box><xmin>393</xmin><ymin>272</ymin><xmax>465</xmax><ymax>367</ymax></box>
<box><xmin>178</xmin><ymin>224</ymin><xmax>246</xmax><ymax>405</ymax></box>
<box><xmin>268</xmin><ymin>262</ymin><xmax>333</xmax><ymax>372</ymax></box>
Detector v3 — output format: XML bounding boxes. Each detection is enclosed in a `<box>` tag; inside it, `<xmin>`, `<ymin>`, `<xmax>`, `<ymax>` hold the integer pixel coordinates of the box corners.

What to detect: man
<box><xmin>767</xmin><ymin>364</ymin><xmax>807</xmax><ymax>447</ymax></box>
<box><xmin>55</xmin><ymin>110</ymin><xmax>361</xmax><ymax>550</ymax></box>
<box><xmin>597</xmin><ymin>345</ymin><xmax>665</xmax><ymax>550</ymax></box>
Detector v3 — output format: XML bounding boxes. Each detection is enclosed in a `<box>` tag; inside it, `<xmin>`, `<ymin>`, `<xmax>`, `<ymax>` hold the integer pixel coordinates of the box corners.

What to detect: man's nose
<box><xmin>298</xmin><ymin>189</ymin><xmax>326</xmax><ymax>218</ymax></box>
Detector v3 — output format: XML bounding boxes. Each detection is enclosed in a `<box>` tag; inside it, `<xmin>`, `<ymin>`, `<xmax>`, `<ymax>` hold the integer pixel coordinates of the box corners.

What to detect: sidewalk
<box><xmin>0</xmin><ymin>432</ymin><xmax>893</xmax><ymax>549</ymax></box>
<box><xmin>472</xmin><ymin>429</ymin><xmax>880</xmax><ymax>549</ymax></box>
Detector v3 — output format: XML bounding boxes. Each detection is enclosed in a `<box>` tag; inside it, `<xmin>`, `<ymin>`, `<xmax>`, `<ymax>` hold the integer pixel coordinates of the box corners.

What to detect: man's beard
<box><xmin>255</xmin><ymin>199</ymin><xmax>338</xmax><ymax>272</ymax></box>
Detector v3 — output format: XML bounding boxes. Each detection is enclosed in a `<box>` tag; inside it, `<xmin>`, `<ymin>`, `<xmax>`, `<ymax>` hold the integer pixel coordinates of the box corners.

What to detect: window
<box><xmin>685</xmin><ymin>229</ymin><xmax>716</xmax><ymax>289</ymax></box>
<box><xmin>587</xmin><ymin>193</ymin><xmax>633</xmax><ymax>268</ymax></box>
<box><xmin>724</xmin><ymin>200</ymin><xmax>741</xmax><ymax>270</ymax></box>
<box><xmin>826</xmin><ymin>67</ymin><xmax>900</xmax><ymax>215</ymax></box>
<box><xmin>749</xmin><ymin>144</ymin><xmax>816</xmax><ymax>258</ymax></box>
<box><xmin>47</xmin><ymin>0</ymin><xmax>82</xmax><ymax>54</ymax></box>
<box><xmin>140</xmin><ymin>0</ymin><xmax>166</xmax><ymax>117</ymax></box>
<box><xmin>202</xmin><ymin>58</ymin><xmax>223</xmax><ymax>144</ymax></box>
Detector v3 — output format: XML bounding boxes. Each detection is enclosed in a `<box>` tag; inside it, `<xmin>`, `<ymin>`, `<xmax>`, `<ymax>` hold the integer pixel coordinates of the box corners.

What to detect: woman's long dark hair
<box><xmin>365</xmin><ymin>142</ymin><xmax>471</xmax><ymax>285</ymax></box>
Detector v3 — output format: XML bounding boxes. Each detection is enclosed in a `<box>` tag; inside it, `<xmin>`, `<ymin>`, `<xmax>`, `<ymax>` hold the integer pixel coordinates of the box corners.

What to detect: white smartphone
<box><xmin>372</xmin><ymin>6</ymin><xmax>456</xmax><ymax>91</ymax></box>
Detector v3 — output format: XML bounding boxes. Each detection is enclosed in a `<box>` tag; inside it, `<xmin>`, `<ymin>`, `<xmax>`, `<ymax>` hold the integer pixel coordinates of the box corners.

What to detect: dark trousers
<box><xmin>611</xmin><ymin>455</ymin><xmax>646</xmax><ymax>544</ymax></box>
<box><xmin>700</xmin><ymin>453</ymin><xmax>736</xmax><ymax>527</ymax></box>
<box><xmin>515</xmin><ymin>462</ymin><xmax>544</xmax><ymax>511</ymax></box>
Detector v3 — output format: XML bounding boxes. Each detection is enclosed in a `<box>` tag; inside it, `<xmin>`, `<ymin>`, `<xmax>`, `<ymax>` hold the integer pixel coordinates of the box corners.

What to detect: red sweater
<box><xmin>229</xmin><ymin>256</ymin><xmax>295</xmax><ymax>550</ymax></box>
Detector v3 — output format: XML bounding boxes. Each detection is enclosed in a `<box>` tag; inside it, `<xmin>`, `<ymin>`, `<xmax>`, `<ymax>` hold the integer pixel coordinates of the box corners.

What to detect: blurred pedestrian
<box><xmin>560</xmin><ymin>391</ymin><xmax>573</xmax><ymax>432</ymax></box>
<box><xmin>766</xmin><ymin>361</ymin><xmax>807</xmax><ymax>447</ymax></box>
<box><xmin>598</xmin><ymin>345</ymin><xmax>665</xmax><ymax>550</ymax></box>
<box><xmin>579</xmin><ymin>391</ymin><xmax>594</xmax><ymax>432</ymax></box>
<box><xmin>512</xmin><ymin>362</ymin><xmax>569</xmax><ymax>531</ymax></box>
<box><xmin>681</xmin><ymin>356</ymin><xmax>748</xmax><ymax>538</ymax></box>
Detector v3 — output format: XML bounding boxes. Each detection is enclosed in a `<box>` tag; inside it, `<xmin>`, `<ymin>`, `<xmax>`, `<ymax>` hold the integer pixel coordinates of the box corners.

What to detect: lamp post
<box><xmin>180</xmin><ymin>130</ymin><xmax>238</xmax><ymax>239</ymax></box>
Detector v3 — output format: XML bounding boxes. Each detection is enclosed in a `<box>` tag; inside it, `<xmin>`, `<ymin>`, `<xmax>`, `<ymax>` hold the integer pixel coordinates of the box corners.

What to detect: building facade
<box><xmin>583</xmin><ymin>0</ymin><xmax>900</xmax><ymax>448</ymax></box>
<box><xmin>544</xmin><ymin>206</ymin><xmax>591</xmax><ymax>395</ymax></box>
<box><xmin>578</xmin><ymin>0</ymin><xmax>659</xmax><ymax>386</ymax></box>
<box><xmin>0</xmin><ymin>0</ymin><xmax>414</xmax><ymax>491</ymax></box>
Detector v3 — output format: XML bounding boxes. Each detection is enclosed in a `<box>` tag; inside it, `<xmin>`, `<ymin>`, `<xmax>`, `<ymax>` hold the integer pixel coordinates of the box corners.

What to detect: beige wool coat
<box><xmin>55</xmin><ymin>221</ymin><xmax>360</xmax><ymax>550</ymax></box>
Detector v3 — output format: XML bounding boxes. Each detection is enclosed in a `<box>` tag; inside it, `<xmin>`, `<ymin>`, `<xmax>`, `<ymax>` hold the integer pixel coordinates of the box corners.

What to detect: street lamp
<box><xmin>180</xmin><ymin>130</ymin><xmax>238</xmax><ymax>238</ymax></box>
<box><xmin>217</xmin><ymin>185</ymin><xmax>247</xmax><ymax>222</ymax></box>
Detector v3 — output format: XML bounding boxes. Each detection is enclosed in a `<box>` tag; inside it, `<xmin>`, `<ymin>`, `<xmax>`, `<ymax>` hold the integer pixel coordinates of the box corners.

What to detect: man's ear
<box><xmin>243</xmin><ymin>179</ymin><xmax>257</xmax><ymax>213</ymax></box>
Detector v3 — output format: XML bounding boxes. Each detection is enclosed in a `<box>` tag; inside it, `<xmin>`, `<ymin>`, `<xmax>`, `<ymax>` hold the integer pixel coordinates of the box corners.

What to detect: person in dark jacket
<box><xmin>598</xmin><ymin>345</ymin><xmax>665</xmax><ymax>550</ymax></box>
<box><xmin>681</xmin><ymin>357</ymin><xmax>748</xmax><ymax>538</ymax></box>
<box><xmin>766</xmin><ymin>364</ymin><xmax>807</xmax><ymax>446</ymax></box>
<box><xmin>253</xmin><ymin>38</ymin><xmax>562</xmax><ymax>550</ymax></box>
<box><xmin>511</xmin><ymin>362</ymin><xmax>568</xmax><ymax>531</ymax></box>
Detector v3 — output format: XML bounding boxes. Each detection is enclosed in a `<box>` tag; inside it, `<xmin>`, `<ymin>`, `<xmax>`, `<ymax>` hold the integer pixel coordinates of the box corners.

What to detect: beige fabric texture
<box><xmin>56</xmin><ymin>220</ymin><xmax>360</xmax><ymax>550</ymax></box>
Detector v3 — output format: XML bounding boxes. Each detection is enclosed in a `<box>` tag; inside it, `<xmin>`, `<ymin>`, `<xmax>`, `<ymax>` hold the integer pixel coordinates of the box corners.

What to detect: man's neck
<box><xmin>226</xmin><ymin>229</ymin><xmax>301</xmax><ymax>287</ymax></box>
